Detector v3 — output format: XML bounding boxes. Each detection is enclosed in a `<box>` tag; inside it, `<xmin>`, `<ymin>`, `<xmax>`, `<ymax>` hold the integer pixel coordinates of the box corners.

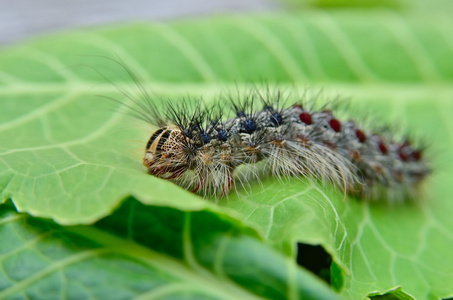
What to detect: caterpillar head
<box><xmin>143</xmin><ymin>127</ymin><xmax>191</xmax><ymax>179</ymax></box>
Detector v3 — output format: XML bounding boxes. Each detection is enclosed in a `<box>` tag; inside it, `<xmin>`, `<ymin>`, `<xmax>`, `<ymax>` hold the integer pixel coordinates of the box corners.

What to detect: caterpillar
<box><xmin>123</xmin><ymin>86</ymin><xmax>430</xmax><ymax>201</ymax></box>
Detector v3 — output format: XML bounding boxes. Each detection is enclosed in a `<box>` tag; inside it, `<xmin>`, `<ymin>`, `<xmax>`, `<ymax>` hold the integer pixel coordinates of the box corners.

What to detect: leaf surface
<box><xmin>0</xmin><ymin>200</ymin><xmax>338</xmax><ymax>299</ymax></box>
<box><xmin>1</xmin><ymin>11</ymin><xmax>452</xmax><ymax>299</ymax></box>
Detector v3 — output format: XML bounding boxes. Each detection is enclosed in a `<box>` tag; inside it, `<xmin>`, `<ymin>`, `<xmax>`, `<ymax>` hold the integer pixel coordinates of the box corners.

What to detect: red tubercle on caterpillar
<box><xmin>378</xmin><ymin>141</ymin><xmax>388</xmax><ymax>155</ymax></box>
<box><xmin>299</xmin><ymin>112</ymin><xmax>312</xmax><ymax>125</ymax></box>
<box><xmin>398</xmin><ymin>147</ymin><xmax>409</xmax><ymax>162</ymax></box>
<box><xmin>398</xmin><ymin>141</ymin><xmax>422</xmax><ymax>162</ymax></box>
<box><xmin>412</xmin><ymin>150</ymin><xmax>422</xmax><ymax>161</ymax></box>
<box><xmin>329</xmin><ymin>118</ymin><xmax>341</xmax><ymax>132</ymax></box>
<box><xmin>355</xmin><ymin>129</ymin><xmax>366</xmax><ymax>143</ymax></box>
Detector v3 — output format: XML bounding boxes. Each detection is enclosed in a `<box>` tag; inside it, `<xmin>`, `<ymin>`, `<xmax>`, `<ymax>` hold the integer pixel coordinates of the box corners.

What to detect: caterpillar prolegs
<box><xmin>136</xmin><ymin>89</ymin><xmax>430</xmax><ymax>201</ymax></box>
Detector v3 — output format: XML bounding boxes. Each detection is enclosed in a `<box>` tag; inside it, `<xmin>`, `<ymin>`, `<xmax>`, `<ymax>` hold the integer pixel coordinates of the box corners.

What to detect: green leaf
<box><xmin>1</xmin><ymin>10</ymin><xmax>453</xmax><ymax>299</ymax></box>
<box><xmin>368</xmin><ymin>286</ymin><xmax>415</xmax><ymax>300</ymax></box>
<box><xmin>0</xmin><ymin>199</ymin><xmax>339</xmax><ymax>300</ymax></box>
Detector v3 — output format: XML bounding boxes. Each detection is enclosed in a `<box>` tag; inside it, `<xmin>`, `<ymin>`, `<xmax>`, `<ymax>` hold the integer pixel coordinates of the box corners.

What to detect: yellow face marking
<box><xmin>143</xmin><ymin>127</ymin><xmax>189</xmax><ymax>177</ymax></box>
<box><xmin>149</xmin><ymin>130</ymin><xmax>168</xmax><ymax>153</ymax></box>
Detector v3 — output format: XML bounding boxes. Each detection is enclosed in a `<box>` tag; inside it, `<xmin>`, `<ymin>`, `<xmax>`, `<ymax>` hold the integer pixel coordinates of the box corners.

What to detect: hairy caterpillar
<box><xmin>122</xmin><ymin>84</ymin><xmax>430</xmax><ymax>201</ymax></box>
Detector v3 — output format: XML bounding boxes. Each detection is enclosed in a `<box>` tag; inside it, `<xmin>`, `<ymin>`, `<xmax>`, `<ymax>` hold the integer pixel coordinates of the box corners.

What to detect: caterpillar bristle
<box><xmin>115</xmin><ymin>78</ymin><xmax>431</xmax><ymax>201</ymax></box>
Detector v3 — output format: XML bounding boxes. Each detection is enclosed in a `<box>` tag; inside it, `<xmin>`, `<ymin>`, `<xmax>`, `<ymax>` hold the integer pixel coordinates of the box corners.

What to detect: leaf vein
<box><xmin>81</xmin><ymin>31</ymin><xmax>155</xmax><ymax>82</ymax></box>
<box><xmin>233</xmin><ymin>18</ymin><xmax>307</xmax><ymax>81</ymax></box>
<box><xmin>0</xmin><ymin>91</ymin><xmax>80</xmax><ymax>132</ymax></box>
<box><xmin>286</xmin><ymin>20</ymin><xmax>329</xmax><ymax>80</ymax></box>
<box><xmin>0</xmin><ymin>249</ymin><xmax>107</xmax><ymax>299</ymax></box>
<box><xmin>21</xmin><ymin>47</ymin><xmax>82</xmax><ymax>82</ymax></box>
<box><xmin>381</xmin><ymin>11</ymin><xmax>443</xmax><ymax>82</ymax></box>
<box><xmin>313</xmin><ymin>11</ymin><xmax>380</xmax><ymax>82</ymax></box>
<box><xmin>151</xmin><ymin>24</ymin><xmax>218</xmax><ymax>82</ymax></box>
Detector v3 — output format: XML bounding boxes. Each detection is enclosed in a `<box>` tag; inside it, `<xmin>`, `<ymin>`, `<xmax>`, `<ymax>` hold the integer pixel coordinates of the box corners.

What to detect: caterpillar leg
<box><xmin>166</xmin><ymin>166</ymin><xmax>187</xmax><ymax>179</ymax></box>
<box><xmin>192</xmin><ymin>177</ymin><xmax>204</xmax><ymax>193</ymax></box>
<box><xmin>221</xmin><ymin>171</ymin><xmax>234</xmax><ymax>197</ymax></box>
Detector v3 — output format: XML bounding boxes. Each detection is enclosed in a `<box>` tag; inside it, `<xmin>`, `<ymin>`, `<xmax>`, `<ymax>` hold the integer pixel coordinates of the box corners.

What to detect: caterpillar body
<box><xmin>131</xmin><ymin>88</ymin><xmax>430</xmax><ymax>201</ymax></box>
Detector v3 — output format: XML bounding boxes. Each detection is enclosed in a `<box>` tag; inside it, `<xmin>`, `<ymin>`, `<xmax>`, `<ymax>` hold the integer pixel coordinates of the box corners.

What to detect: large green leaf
<box><xmin>1</xmin><ymin>10</ymin><xmax>452</xmax><ymax>299</ymax></box>
<box><xmin>0</xmin><ymin>199</ymin><xmax>338</xmax><ymax>299</ymax></box>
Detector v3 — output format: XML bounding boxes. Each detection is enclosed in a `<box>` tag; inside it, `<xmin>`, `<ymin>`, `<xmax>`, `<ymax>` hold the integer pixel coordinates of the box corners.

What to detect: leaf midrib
<box><xmin>65</xmin><ymin>225</ymin><xmax>263</xmax><ymax>300</ymax></box>
<box><xmin>0</xmin><ymin>220</ymin><xmax>263</xmax><ymax>300</ymax></box>
<box><xmin>0</xmin><ymin>82</ymin><xmax>452</xmax><ymax>96</ymax></box>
